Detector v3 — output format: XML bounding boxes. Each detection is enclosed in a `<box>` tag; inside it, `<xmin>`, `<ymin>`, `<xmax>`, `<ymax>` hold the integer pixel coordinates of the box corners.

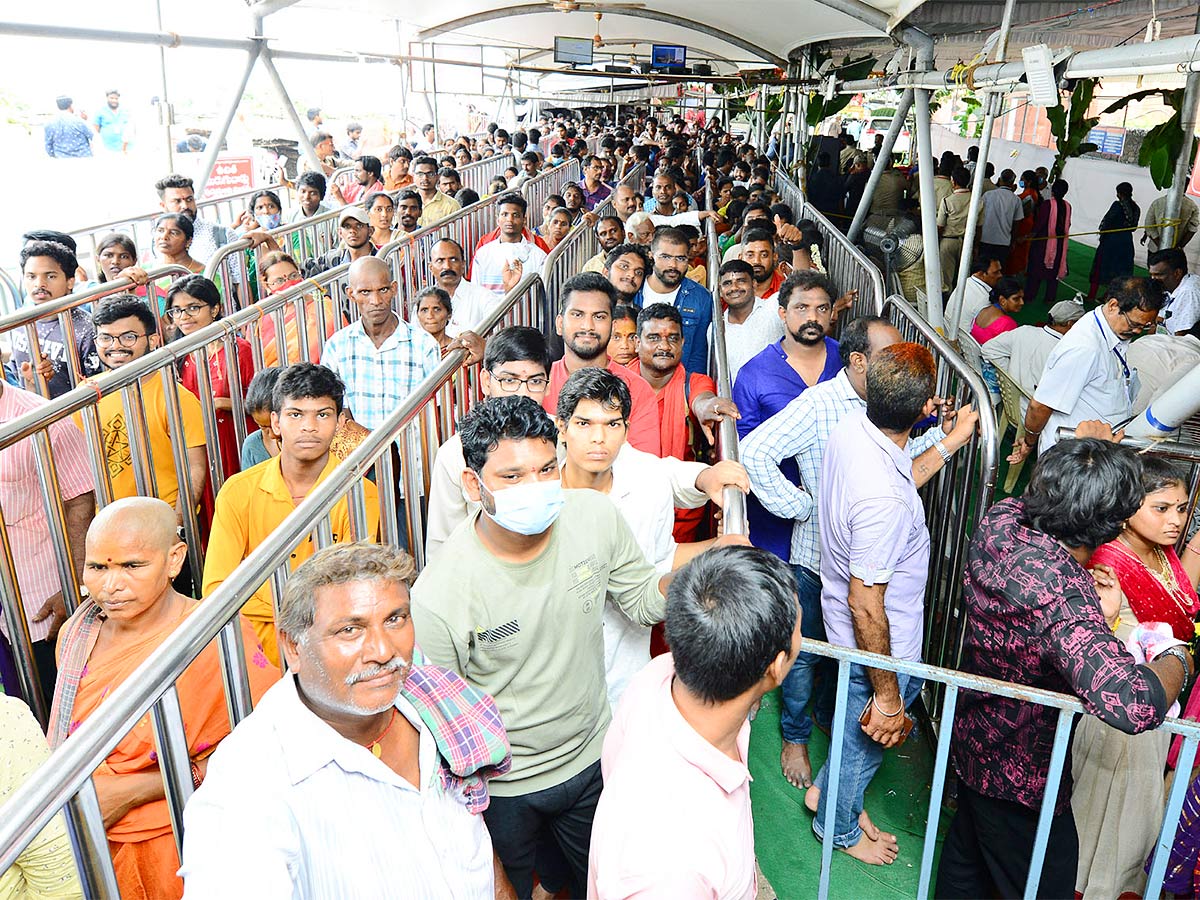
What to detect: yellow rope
<box><xmin>1027</xmin><ymin>218</ymin><xmax>1182</xmax><ymax>241</ymax></box>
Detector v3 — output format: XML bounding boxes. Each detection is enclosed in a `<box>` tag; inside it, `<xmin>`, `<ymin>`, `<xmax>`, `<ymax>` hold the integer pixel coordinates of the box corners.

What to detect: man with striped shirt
<box><xmin>0</xmin><ymin>381</ymin><xmax>95</xmax><ymax>707</ymax></box>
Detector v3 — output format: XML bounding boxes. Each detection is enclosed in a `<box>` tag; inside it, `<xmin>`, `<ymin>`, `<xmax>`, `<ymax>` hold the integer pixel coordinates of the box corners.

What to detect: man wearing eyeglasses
<box><xmin>87</xmin><ymin>295</ymin><xmax>208</xmax><ymax>523</ymax></box>
<box><xmin>1009</xmin><ymin>277</ymin><xmax>1166</xmax><ymax>467</ymax></box>
<box><xmin>631</xmin><ymin>227</ymin><xmax>712</xmax><ymax>375</ymax></box>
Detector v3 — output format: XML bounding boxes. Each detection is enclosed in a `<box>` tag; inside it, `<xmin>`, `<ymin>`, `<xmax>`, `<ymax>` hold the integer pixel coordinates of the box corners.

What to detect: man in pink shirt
<box><xmin>541</xmin><ymin>272</ymin><xmax>662</xmax><ymax>456</ymax></box>
<box><xmin>587</xmin><ymin>545</ymin><xmax>802</xmax><ymax>898</ymax></box>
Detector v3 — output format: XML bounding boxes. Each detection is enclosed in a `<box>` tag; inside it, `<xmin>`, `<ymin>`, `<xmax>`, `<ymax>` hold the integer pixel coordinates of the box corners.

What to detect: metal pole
<box><xmin>154</xmin><ymin>0</ymin><xmax>176</xmax><ymax>173</ymax></box>
<box><xmin>258</xmin><ymin>50</ymin><xmax>325</xmax><ymax>175</ymax></box>
<box><xmin>914</xmin><ymin>89</ymin><xmax>945</xmax><ymax>331</ymax></box>
<box><xmin>951</xmin><ymin>0</ymin><xmax>1017</xmax><ymax>315</ymax></box>
<box><xmin>148</xmin><ymin>686</ymin><xmax>194</xmax><ymax>857</ymax></box>
<box><xmin>64</xmin><ymin>783</ymin><xmax>120</xmax><ymax>899</ymax></box>
<box><xmin>194</xmin><ymin>45</ymin><xmax>261</xmax><ymax>197</ymax></box>
<box><xmin>1162</xmin><ymin>8</ymin><xmax>1200</xmax><ymax>248</ymax></box>
<box><xmin>430</xmin><ymin>43</ymin><xmax>442</xmax><ymax>143</ymax></box>
<box><xmin>847</xmin><ymin>89</ymin><xmax>915</xmax><ymax>242</ymax></box>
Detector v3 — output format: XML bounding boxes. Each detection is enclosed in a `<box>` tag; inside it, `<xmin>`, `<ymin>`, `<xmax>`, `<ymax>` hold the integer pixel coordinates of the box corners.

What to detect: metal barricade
<box><xmin>772</xmin><ymin>168</ymin><xmax>885</xmax><ymax>321</ymax></box>
<box><xmin>0</xmin><ymin>266</ymin><xmax>20</xmax><ymax>317</ymax></box>
<box><xmin>704</xmin><ymin>178</ymin><xmax>747</xmax><ymax>533</ymax></box>
<box><xmin>521</xmin><ymin>159</ymin><xmax>583</xmax><ymax>232</ymax></box>
<box><xmin>0</xmin><ymin>273</ymin><xmax>548</xmax><ymax>899</ymax></box>
<box><xmin>68</xmin><ymin>182</ymin><xmax>294</xmax><ymax>275</ymax></box>
<box><xmin>882</xmin><ymin>293</ymin><xmax>999</xmax><ymax>676</ymax></box>
<box><xmin>459</xmin><ymin>153</ymin><xmax>512</xmax><ymax>195</ymax></box>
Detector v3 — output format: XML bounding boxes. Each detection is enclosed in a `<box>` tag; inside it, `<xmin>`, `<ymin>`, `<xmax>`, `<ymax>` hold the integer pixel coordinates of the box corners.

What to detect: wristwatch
<box><xmin>934</xmin><ymin>440</ymin><xmax>952</xmax><ymax>464</ymax></box>
<box><xmin>1157</xmin><ymin>645</ymin><xmax>1192</xmax><ymax>696</ymax></box>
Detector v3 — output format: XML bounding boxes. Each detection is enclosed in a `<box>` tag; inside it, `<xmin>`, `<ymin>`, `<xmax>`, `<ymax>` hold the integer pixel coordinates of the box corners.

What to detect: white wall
<box><xmin>929</xmin><ymin>124</ymin><xmax>1200</xmax><ymax>273</ymax></box>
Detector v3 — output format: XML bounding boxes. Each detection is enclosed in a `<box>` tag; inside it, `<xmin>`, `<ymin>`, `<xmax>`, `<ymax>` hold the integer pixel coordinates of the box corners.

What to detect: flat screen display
<box><xmin>555</xmin><ymin>36</ymin><xmax>594</xmax><ymax>66</ymax></box>
<box><xmin>651</xmin><ymin>44</ymin><xmax>687</xmax><ymax>68</ymax></box>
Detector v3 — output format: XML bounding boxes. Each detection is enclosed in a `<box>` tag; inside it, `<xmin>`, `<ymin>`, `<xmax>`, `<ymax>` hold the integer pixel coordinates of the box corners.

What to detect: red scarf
<box><xmin>1089</xmin><ymin>540</ymin><xmax>1199</xmax><ymax>642</ymax></box>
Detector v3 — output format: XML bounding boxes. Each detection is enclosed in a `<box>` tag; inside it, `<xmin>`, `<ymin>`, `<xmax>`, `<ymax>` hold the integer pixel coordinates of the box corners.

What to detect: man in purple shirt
<box><xmin>806</xmin><ymin>342</ymin><xmax>939</xmax><ymax>866</ymax></box>
<box><xmin>937</xmin><ymin>437</ymin><xmax>1190</xmax><ymax>899</ymax></box>
<box><xmin>734</xmin><ymin>271</ymin><xmax>841</xmax><ymax>561</ymax></box>
<box><xmin>579</xmin><ymin>155</ymin><xmax>613</xmax><ymax>211</ymax></box>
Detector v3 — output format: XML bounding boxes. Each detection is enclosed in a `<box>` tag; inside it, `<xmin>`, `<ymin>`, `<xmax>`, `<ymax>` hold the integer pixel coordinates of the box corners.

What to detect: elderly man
<box><xmin>182</xmin><ymin>543</ymin><xmax>512</xmax><ymax>898</ymax></box>
<box><xmin>430</xmin><ymin>238</ymin><xmax>510</xmax><ymax>337</ymax></box>
<box><xmin>0</xmin><ymin>379</ymin><xmax>94</xmax><ymax>709</ymax></box>
<box><xmin>321</xmin><ymin>257</ymin><xmax>442</xmax><ymax>433</ymax></box>
<box><xmin>49</xmin><ymin>497</ymin><xmax>276</xmax><ymax>900</ymax></box>
<box><xmin>588</xmin><ymin>546</ymin><xmax>799</xmax><ymax>898</ymax></box>
<box><xmin>1009</xmin><ymin>277</ymin><xmax>1164</xmax><ymax>466</ymax></box>
<box><xmin>624</xmin><ymin>212</ymin><xmax>654</xmax><ymax>246</ymax></box>
<box><xmin>742</xmin><ymin>318</ymin><xmax>976</xmax><ymax>795</ymax></box>
<box><xmin>806</xmin><ymin>342</ymin><xmax>944</xmax><ymax>866</ymax></box>
<box><xmin>412</xmin><ymin>396</ymin><xmax>673</xmax><ymax>898</ymax></box>
<box><xmin>981</xmin><ymin>298</ymin><xmax>1085</xmax><ymax>406</ymax></box>
<box><xmin>1148</xmin><ymin>248</ymin><xmax>1200</xmax><ymax>337</ymax></box>
<box><xmin>203</xmin><ymin>363</ymin><xmax>379</xmax><ymax>666</ymax></box>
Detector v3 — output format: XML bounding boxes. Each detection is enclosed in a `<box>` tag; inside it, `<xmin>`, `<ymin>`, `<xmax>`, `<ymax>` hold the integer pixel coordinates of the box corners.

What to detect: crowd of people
<box><xmin>1</xmin><ymin>107</ymin><xmax>1200</xmax><ymax>900</ymax></box>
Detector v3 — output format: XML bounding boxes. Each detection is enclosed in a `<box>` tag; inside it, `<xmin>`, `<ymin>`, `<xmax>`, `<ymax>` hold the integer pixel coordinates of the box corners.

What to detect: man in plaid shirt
<box><xmin>740</xmin><ymin>315</ymin><xmax>976</xmax><ymax>796</ymax></box>
<box><xmin>320</xmin><ymin>257</ymin><xmax>442</xmax><ymax>432</ymax></box>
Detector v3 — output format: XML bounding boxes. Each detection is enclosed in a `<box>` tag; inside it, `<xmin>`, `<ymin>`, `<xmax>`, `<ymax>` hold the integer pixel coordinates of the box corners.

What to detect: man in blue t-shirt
<box><xmin>93</xmin><ymin>90</ymin><xmax>131</xmax><ymax>153</ymax></box>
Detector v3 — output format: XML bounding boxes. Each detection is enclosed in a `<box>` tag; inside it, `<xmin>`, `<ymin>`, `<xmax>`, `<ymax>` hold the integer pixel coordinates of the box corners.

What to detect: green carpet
<box><xmin>750</xmin><ymin>689</ymin><xmax>948</xmax><ymax>898</ymax></box>
<box><xmin>1015</xmin><ymin>239</ymin><xmax>1148</xmax><ymax>325</ymax></box>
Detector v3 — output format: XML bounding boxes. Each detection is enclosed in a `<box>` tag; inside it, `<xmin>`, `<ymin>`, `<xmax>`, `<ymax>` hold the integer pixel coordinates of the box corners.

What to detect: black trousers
<box><xmin>935</xmin><ymin>783</ymin><xmax>1078</xmax><ymax>900</ymax></box>
<box><xmin>483</xmin><ymin>761</ymin><xmax>603</xmax><ymax>899</ymax></box>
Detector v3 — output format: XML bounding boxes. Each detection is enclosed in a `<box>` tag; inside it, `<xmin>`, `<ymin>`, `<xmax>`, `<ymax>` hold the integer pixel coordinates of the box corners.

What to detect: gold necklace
<box><xmin>363</xmin><ymin>708</ymin><xmax>397</xmax><ymax>758</ymax></box>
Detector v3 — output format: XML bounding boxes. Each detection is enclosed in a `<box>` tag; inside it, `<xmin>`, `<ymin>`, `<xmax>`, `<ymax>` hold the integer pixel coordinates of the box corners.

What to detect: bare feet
<box><xmin>781</xmin><ymin>741</ymin><xmax>813</xmax><ymax>789</ymax></box>
<box><xmin>803</xmin><ymin>788</ymin><xmax>900</xmax><ymax>866</ymax></box>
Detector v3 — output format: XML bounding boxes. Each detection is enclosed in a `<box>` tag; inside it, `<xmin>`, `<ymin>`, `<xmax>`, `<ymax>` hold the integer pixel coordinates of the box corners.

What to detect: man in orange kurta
<box><xmin>50</xmin><ymin>497</ymin><xmax>277</xmax><ymax>900</ymax></box>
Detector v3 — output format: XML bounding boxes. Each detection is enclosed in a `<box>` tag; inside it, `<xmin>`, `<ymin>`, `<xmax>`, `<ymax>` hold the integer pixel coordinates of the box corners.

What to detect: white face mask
<box><xmin>480</xmin><ymin>479</ymin><xmax>565</xmax><ymax>535</ymax></box>
<box><xmin>256</xmin><ymin>212</ymin><xmax>282</xmax><ymax>230</ymax></box>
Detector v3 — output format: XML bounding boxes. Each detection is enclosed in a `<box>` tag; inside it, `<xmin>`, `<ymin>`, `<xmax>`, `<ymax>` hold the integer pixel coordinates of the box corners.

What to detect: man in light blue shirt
<box><xmin>93</xmin><ymin>90</ymin><xmax>131</xmax><ymax>153</ymax></box>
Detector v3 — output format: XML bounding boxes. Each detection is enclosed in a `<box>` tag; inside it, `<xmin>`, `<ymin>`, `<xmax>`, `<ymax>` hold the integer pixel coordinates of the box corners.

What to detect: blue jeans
<box><xmin>780</xmin><ymin>565</ymin><xmax>836</xmax><ymax>744</ymax></box>
<box><xmin>812</xmin><ymin>664</ymin><xmax>923</xmax><ymax>848</ymax></box>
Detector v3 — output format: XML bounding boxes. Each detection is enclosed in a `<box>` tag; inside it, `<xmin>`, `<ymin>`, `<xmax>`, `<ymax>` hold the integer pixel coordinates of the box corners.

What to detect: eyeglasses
<box><xmin>265</xmin><ymin>274</ymin><xmax>300</xmax><ymax>289</ymax></box>
<box><xmin>96</xmin><ymin>331</ymin><xmax>148</xmax><ymax>348</ymax></box>
<box><xmin>654</xmin><ymin>253</ymin><xmax>689</xmax><ymax>265</ymax></box>
<box><xmin>1119</xmin><ymin>310</ymin><xmax>1156</xmax><ymax>334</ymax></box>
<box><xmin>166</xmin><ymin>304</ymin><xmax>211</xmax><ymax>320</ymax></box>
<box><xmin>490</xmin><ymin>372</ymin><xmax>549</xmax><ymax>393</ymax></box>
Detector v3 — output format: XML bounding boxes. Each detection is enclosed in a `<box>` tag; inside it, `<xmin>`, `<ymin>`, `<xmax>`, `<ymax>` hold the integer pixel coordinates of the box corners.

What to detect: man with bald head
<box><xmin>611</xmin><ymin>184</ymin><xmax>640</xmax><ymax>224</ymax></box>
<box><xmin>49</xmin><ymin>497</ymin><xmax>276</xmax><ymax>900</ymax></box>
<box><xmin>320</xmin><ymin>256</ymin><xmax>442</xmax><ymax>432</ymax></box>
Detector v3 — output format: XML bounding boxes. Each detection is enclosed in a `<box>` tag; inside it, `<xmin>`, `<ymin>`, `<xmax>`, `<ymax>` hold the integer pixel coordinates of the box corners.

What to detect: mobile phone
<box><xmin>859</xmin><ymin>697</ymin><xmax>915</xmax><ymax>745</ymax></box>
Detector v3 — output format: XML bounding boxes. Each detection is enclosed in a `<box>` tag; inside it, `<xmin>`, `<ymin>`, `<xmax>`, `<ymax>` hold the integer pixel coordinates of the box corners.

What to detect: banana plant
<box><xmin>1101</xmin><ymin>87</ymin><xmax>1189</xmax><ymax>189</ymax></box>
<box><xmin>1046</xmin><ymin>78</ymin><xmax>1100</xmax><ymax>181</ymax></box>
<box><xmin>804</xmin><ymin>51</ymin><xmax>877</xmax><ymax>131</ymax></box>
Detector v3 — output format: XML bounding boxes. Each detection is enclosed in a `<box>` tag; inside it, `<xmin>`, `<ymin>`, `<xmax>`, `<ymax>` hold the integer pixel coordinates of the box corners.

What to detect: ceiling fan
<box><xmin>548</xmin><ymin>0</ymin><xmax>647</xmax><ymax>12</ymax></box>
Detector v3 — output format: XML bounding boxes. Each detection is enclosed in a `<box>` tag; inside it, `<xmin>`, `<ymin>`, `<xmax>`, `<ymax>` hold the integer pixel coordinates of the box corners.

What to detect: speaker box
<box><xmin>664</xmin><ymin>65</ymin><xmax>690</xmax><ymax>75</ymax></box>
<box><xmin>604</xmin><ymin>64</ymin><xmax>632</xmax><ymax>73</ymax></box>
<box><xmin>693</xmin><ymin>64</ymin><xmax>713</xmax><ymax>76</ymax></box>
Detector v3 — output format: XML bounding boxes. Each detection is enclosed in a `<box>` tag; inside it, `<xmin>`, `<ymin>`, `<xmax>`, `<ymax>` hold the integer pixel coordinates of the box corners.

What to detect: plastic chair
<box><xmin>995</xmin><ymin>365</ymin><xmax>1033</xmax><ymax>493</ymax></box>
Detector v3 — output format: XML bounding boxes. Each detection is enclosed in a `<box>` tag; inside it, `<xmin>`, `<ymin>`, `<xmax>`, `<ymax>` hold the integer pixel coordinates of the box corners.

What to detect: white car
<box><xmin>858</xmin><ymin>115</ymin><xmax>912</xmax><ymax>155</ymax></box>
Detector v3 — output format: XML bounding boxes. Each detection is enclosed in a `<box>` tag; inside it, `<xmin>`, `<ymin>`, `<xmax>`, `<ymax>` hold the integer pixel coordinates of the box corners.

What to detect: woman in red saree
<box><xmin>1005</xmin><ymin>169</ymin><xmax>1041</xmax><ymax>276</ymax></box>
<box><xmin>1072</xmin><ymin>457</ymin><xmax>1200</xmax><ymax>899</ymax></box>
<box><xmin>257</xmin><ymin>251</ymin><xmax>339</xmax><ymax>367</ymax></box>
<box><xmin>49</xmin><ymin>497</ymin><xmax>278</xmax><ymax>900</ymax></box>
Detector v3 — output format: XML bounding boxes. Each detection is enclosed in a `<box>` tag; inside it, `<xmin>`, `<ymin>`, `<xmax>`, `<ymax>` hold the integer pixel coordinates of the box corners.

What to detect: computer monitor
<box><xmin>554</xmin><ymin>36</ymin><xmax>594</xmax><ymax>66</ymax></box>
<box><xmin>651</xmin><ymin>44</ymin><xmax>687</xmax><ymax>69</ymax></box>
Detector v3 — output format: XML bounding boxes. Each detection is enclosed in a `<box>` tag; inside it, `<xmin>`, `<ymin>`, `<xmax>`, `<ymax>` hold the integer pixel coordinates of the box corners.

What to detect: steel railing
<box><xmin>520</xmin><ymin>158</ymin><xmax>582</xmax><ymax>232</ymax></box>
<box><xmin>67</xmin><ymin>182</ymin><xmax>296</xmax><ymax>274</ymax></box>
<box><xmin>772</xmin><ymin>168</ymin><xmax>885</xmax><ymax>323</ymax></box>
<box><xmin>0</xmin><ymin>273</ymin><xmax>549</xmax><ymax>900</ymax></box>
<box><xmin>459</xmin><ymin>153</ymin><xmax>512</xmax><ymax>195</ymax></box>
<box><xmin>703</xmin><ymin>174</ymin><xmax>747</xmax><ymax>534</ymax></box>
<box><xmin>882</xmin><ymin>293</ymin><xmax>999</xmax><ymax>677</ymax></box>
<box><xmin>0</xmin><ymin>266</ymin><xmax>20</xmax><ymax>317</ymax></box>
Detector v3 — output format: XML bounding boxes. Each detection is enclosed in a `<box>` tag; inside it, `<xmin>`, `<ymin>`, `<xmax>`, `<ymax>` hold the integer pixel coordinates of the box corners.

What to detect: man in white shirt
<box><xmin>977</xmin><ymin>170</ymin><xmax>1024</xmax><ymax>268</ymax></box>
<box><xmin>1010</xmin><ymin>277</ymin><xmax>1164</xmax><ymax>464</ymax></box>
<box><xmin>470</xmin><ymin>194</ymin><xmax>549</xmax><ymax>295</ymax></box>
<box><xmin>1127</xmin><ymin>331</ymin><xmax>1200</xmax><ymax>414</ymax></box>
<box><xmin>1142</xmin><ymin>194</ymin><xmax>1199</xmax><ymax>254</ymax></box>
<box><xmin>981</xmin><ymin>299</ymin><xmax>1085</xmax><ymax>407</ymax></box>
<box><xmin>555</xmin><ymin>368</ymin><xmax>749</xmax><ymax>706</ymax></box>
<box><xmin>1148</xmin><ymin>248</ymin><xmax>1200</xmax><ymax>337</ymax></box>
<box><xmin>945</xmin><ymin>252</ymin><xmax>1003</xmax><ymax>336</ymax></box>
<box><xmin>719</xmin><ymin>259</ymin><xmax>783</xmax><ymax>382</ymax></box>
<box><xmin>180</xmin><ymin>543</ymin><xmax>512</xmax><ymax>899</ymax></box>
<box><xmin>429</xmin><ymin>238</ymin><xmax>508</xmax><ymax>337</ymax></box>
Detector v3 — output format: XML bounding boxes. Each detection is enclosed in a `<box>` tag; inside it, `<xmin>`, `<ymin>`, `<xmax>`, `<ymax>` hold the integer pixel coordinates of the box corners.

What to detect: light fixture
<box><xmin>1022</xmin><ymin>44</ymin><xmax>1060</xmax><ymax>107</ymax></box>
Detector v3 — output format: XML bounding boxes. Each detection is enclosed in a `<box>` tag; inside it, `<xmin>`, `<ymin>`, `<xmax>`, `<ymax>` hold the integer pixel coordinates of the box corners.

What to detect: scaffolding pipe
<box><xmin>913</xmin><ymin>55</ymin><xmax>945</xmax><ymax>332</ymax></box>
<box><xmin>258</xmin><ymin>50</ymin><xmax>326</xmax><ymax>175</ymax></box>
<box><xmin>847</xmin><ymin>89</ymin><xmax>914</xmax><ymax>243</ymax></box>
<box><xmin>840</xmin><ymin>33</ymin><xmax>1200</xmax><ymax>94</ymax></box>
<box><xmin>194</xmin><ymin>45</ymin><xmax>262</xmax><ymax>197</ymax></box>
<box><xmin>950</xmin><ymin>0</ymin><xmax>1017</xmax><ymax>324</ymax></box>
<box><xmin>1163</xmin><ymin>9</ymin><xmax>1200</xmax><ymax>248</ymax></box>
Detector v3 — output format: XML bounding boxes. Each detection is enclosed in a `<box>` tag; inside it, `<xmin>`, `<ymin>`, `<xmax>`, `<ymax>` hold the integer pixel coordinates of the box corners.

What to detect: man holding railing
<box><xmin>470</xmin><ymin>193</ymin><xmax>550</xmax><ymax>296</ymax></box>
